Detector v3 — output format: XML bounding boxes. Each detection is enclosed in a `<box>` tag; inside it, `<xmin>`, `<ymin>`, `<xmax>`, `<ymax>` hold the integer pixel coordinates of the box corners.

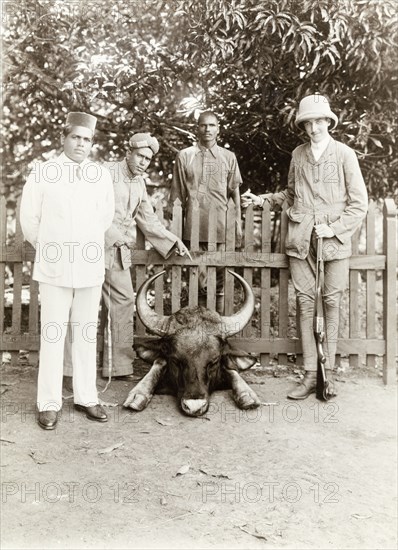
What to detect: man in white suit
<box><xmin>20</xmin><ymin>112</ymin><xmax>115</xmax><ymax>429</ymax></box>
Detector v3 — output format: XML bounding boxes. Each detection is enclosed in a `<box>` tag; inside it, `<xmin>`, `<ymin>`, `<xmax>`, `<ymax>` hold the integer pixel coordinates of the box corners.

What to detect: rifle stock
<box><xmin>314</xmin><ymin>237</ymin><xmax>335</xmax><ymax>401</ymax></box>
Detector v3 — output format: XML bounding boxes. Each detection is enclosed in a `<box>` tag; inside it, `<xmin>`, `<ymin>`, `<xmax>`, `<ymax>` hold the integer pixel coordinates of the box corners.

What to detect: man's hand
<box><xmin>114</xmin><ymin>240</ymin><xmax>126</xmax><ymax>247</ymax></box>
<box><xmin>241</xmin><ymin>191</ymin><xmax>273</xmax><ymax>208</ymax></box>
<box><xmin>175</xmin><ymin>238</ymin><xmax>192</xmax><ymax>260</ymax></box>
<box><xmin>314</xmin><ymin>223</ymin><xmax>335</xmax><ymax>238</ymax></box>
<box><xmin>241</xmin><ymin>191</ymin><xmax>260</xmax><ymax>208</ymax></box>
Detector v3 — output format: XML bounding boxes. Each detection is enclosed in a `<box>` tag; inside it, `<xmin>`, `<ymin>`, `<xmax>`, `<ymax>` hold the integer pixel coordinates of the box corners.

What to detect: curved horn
<box><xmin>135</xmin><ymin>271</ymin><xmax>171</xmax><ymax>336</ymax></box>
<box><xmin>219</xmin><ymin>271</ymin><xmax>255</xmax><ymax>338</ymax></box>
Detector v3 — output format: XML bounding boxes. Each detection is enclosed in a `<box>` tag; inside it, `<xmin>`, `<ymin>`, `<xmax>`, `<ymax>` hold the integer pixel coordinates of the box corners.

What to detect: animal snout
<box><xmin>181</xmin><ymin>398</ymin><xmax>209</xmax><ymax>417</ymax></box>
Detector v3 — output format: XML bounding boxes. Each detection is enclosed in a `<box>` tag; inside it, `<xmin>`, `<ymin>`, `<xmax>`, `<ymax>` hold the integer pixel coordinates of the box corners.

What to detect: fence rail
<box><xmin>1</xmin><ymin>195</ymin><xmax>397</xmax><ymax>384</ymax></box>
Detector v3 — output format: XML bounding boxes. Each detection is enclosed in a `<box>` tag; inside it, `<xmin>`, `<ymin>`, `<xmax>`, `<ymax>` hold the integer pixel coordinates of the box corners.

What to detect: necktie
<box><xmin>76</xmin><ymin>165</ymin><xmax>82</xmax><ymax>181</ymax></box>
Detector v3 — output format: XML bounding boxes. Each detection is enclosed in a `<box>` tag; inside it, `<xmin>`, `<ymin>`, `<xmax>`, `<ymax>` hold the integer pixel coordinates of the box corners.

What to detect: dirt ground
<box><xmin>1</xmin><ymin>361</ymin><xmax>397</xmax><ymax>550</ymax></box>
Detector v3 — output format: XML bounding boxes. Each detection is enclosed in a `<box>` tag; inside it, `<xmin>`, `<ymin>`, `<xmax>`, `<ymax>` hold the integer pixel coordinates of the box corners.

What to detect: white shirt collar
<box><xmin>311</xmin><ymin>136</ymin><xmax>330</xmax><ymax>161</ymax></box>
<box><xmin>59</xmin><ymin>152</ymin><xmax>90</xmax><ymax>167</ymax></box>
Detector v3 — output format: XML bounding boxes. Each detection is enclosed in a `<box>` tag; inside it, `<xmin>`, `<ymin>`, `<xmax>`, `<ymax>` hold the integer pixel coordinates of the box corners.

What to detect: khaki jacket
<box><xmin>171</xmin><ymin>143</ymin><xmax>242</xmax><ymax>242</ymax></box>
<box><xmin>264</xmin><ymin>138</ymin><xmax>368</xmax><ymax>260</ymax></box>
<box><xmin>104</xmin><ymin>160</ymin><xmax>178</xmax><ymax>269</ymax></box>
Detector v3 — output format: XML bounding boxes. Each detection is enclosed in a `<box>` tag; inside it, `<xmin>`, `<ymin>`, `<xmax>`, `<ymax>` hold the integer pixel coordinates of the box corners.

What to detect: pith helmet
<box><xmin>66</xmin><ymin>112</ymin><xmax>97</xmax><ymax>132</ymax></box>
<box><xmin>295</xmin><ymin>94</ymin><xmax>338</xmax><ymax>130</ymax></box>
<box><xmin>129</xmin><ymin>133</ymin><xmax>159</xmax><ymax>155</ymax></box>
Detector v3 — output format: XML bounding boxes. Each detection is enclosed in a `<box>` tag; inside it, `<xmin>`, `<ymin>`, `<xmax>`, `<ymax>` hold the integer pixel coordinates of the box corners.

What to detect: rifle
<box><xmin>314</xmin><ymin>237</ymin><xmax>335</xmax><ymax>401</ymax></box>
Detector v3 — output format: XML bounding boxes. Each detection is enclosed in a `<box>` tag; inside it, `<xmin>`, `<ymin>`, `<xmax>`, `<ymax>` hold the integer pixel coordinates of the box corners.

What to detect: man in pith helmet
<box><xmin>242</xmin><ymin>94</ymin><xmax>368</xmax><ymax>399</ymax></box>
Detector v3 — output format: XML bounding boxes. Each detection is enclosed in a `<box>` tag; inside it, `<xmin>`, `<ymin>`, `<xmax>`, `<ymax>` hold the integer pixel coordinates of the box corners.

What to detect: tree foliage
<box><xmin>2</xmin><ymin>0</ymin><xmax>397</xmax><ymax>208</ymax></box>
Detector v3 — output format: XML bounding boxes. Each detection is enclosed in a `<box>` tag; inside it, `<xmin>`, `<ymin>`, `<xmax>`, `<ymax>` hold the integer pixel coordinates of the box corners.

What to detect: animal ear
<box><xmin>224</xmin><ymin>350</ymin><xmax>258</xmax><ymax>371</ymax></box>
<box><xmin>134</xmin><ymin>342</ymin><xmax>161</xmax><ymax>363</ymax></box>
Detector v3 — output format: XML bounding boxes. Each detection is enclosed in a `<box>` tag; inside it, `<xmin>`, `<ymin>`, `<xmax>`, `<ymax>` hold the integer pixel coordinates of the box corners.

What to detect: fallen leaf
<box><xmin>198</xmin><ymin>468</ymin><xmax>231</xmax><ymax>479</ymax></box>
<box><xmin>175</xmin><ymin>464</ymin><xmax>190</xmax><ymax>476</ymax></box>
<box><xmin>99</xmin><ymin>398</ymin><xmax>118</xmax><ymax>408</ymax></box>
<box><xmin>160</xmin><ymin>496</ymin><xmax>167</xmax><ymax>505</ymax></box>
<box><xmin>29</xmin><ymin>450</ymin><xmax>51</xmax><ymax>465</ymax></box>
<box><xmin>237</xmin><ymin>524</ymin><xmax>268</xmax><ymax>540</ymax></box>
<box><xmin>156</xmin><ymin>418</ymin><xmax>174</xmax><ymax>426</ymax></box>
<box><xmin>98</xmin><ymin>441</ymin><xmax>124</xmax><ymax>455</ymax></box>
<box><xmin>351</xmin><ymin>513</ymin><xmax>373</xmax><ymax>520</ymax></box>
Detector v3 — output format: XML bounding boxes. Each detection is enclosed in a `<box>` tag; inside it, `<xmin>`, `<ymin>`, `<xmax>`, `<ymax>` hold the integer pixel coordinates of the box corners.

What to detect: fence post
<box><xmin>383</xmin><ymin>198</ymin><xmax>397</xmax><ymax>384</ymax></box>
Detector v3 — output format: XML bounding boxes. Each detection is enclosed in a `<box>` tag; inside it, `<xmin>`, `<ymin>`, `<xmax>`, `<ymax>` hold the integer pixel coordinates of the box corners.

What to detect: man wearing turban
<box><xmin>100</xmin><ymin>133</ymin><xmax>190</xmax><ymax>379</ymax></box>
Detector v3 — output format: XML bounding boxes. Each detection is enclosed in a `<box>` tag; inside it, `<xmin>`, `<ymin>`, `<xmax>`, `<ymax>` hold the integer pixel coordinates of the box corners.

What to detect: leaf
<box><xmin>175</xmin><ymin>464</ymin><xmax>190</xmax><ymax>476</ymax></box>
<box><xmin>369</xmin><ymin>137</ymin><xmax>383</xmax><ymax>148</ymax></box>
<box><xmin>98</xmin><ymin>441</ymin><xmax>124</xmax><ymax>454</ymax></box>
<box><xmin>156</xmin><ymin>418</ymin><xmax>174</xmax><ymax>426</ymax></box>
<box><xmin>199</xmin><ymin>468</ymin><xmax>231</xmax><ymax>479</ymax></box>
<box><xmin>98</xmin><ymin>398</ymin><xmax>118</xmax><ymax>408</ymax></box>
<box><xmin>29</xmin><ymin>450</ymin><xmax>51</xmax><ymax>465</ymax></box>
<box><xmin>237</xmin><ymin>524</ymin><xmax>268</xmax><ymax>540</ymax></box>
<box><xmin>311</xmin><ymin>51</ymin><xmax>321</xmax><ymax>72</ymax></box>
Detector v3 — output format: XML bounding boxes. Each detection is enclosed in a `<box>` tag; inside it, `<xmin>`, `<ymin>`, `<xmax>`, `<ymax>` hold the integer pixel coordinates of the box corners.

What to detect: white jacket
<box><xmin>20</xmin><ymin>153</ymin><xmax>115</xmax><ymax>288</ymax></box>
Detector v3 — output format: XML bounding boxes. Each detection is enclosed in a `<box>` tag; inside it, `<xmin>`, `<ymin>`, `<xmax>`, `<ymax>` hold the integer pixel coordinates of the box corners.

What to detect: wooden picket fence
<box><xmin>0</xmin><ymin>195</ymin><xmax>397</xmax><ymax>384</ymax></box>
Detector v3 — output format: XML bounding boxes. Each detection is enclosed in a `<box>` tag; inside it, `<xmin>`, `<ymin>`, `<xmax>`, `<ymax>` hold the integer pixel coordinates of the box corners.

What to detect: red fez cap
<box><xmin>66</xmin><ymin>112</ymin><xmax>97</xmax><ymax>132</ymax></box>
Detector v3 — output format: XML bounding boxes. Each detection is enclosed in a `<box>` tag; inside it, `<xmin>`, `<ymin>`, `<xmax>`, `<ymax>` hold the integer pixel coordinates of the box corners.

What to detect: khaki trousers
<box><xmin>289</xmin><ymin>241</ymin><xmax>349</xmax><ymax>372</ymax></box>
<box><xmin>101</xmin><ymin>255</ymin><xmax>135</xmax><ymax>378</ymax></box>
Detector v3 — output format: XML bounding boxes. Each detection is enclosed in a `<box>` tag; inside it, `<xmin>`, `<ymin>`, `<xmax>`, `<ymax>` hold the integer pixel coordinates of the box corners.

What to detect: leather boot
<box><xmin>287</xmin><ymin>371</ymin><xmax>317</xmax><ymax>400</ymax></box>
<box><xmin>38</xmin><ymin>411</ymin><xmax>59</xmax><ymax>430</ymax></box>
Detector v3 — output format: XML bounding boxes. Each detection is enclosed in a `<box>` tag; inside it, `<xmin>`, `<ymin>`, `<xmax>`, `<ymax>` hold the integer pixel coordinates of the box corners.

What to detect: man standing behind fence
<box><xmin>169</xmin><ymin>111</ymin><xmax>243</xmax><ymax>312</ymax></box>
<box><xmin>96</xmin><ymin>133</ymin><xmax>190</xmax><ymax>381</ymax></box>
<box><xmin>242</xmin><ymin>94</ymin><xmax>368</xmax><ymax>399</ymax></box>
<box><xmin>20</xmin><ymin>112</ymin><xmax>115</xmax><ymax>429</ymax></box>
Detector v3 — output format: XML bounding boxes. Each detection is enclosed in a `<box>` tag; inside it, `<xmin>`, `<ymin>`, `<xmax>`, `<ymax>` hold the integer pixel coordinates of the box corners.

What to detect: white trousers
<box><xmin>37</xmin><ymin>283</ymin><xmax>102</xmax><ymax>411</ymax></box>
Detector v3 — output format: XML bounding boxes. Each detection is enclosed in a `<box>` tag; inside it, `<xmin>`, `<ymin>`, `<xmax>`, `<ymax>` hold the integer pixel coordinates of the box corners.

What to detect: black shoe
<box><xmin>287</xmin><ymin>372</ymin><xmax>317</xmax><ymax>400</ymax></box>
<box><xmin>38</xmin><ymin>410</ymin><xmax>59</xmax><ymax>430</ymax></box>
<box><xmin>74</xmin><ymin>404</ymin><xmax>108</xmax><ymax>422</ymax></box>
